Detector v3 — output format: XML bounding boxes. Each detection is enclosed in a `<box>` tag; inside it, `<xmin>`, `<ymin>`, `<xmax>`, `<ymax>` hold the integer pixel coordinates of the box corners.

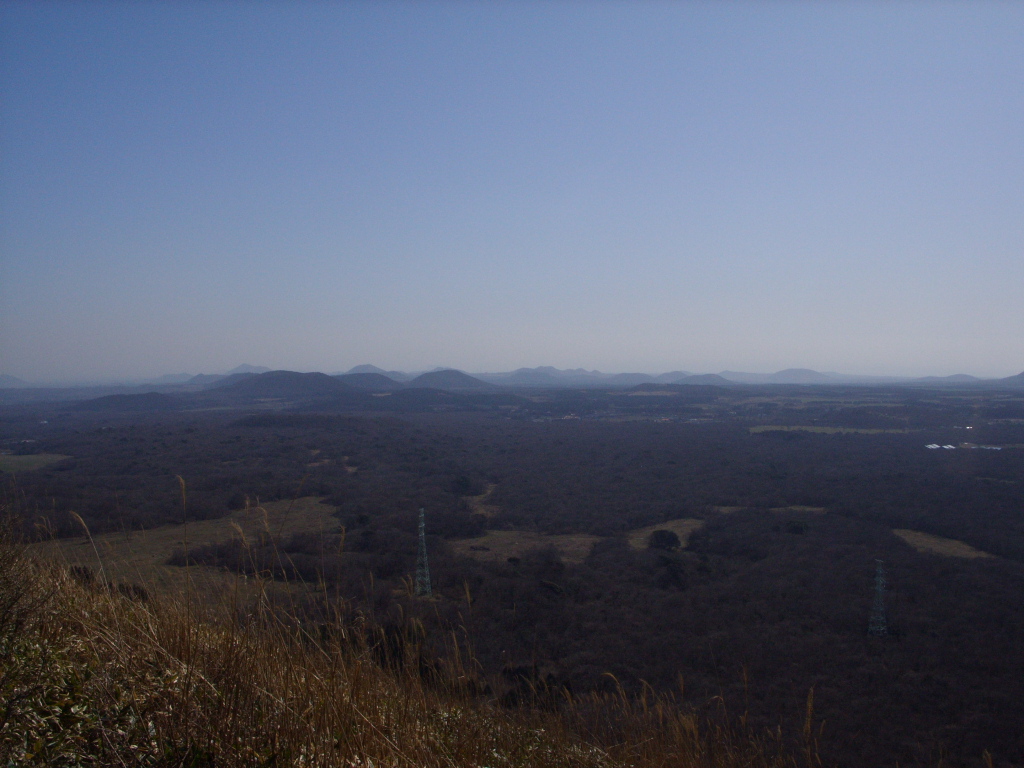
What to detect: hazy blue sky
<box><xmin>1</xmin><ymin>1</ymin><xmax>1022</xmax><ymax>383</ymax></box>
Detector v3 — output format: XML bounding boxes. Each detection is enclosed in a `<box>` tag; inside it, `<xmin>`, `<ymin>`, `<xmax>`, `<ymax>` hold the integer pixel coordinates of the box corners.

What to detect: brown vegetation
<box><xmin>6</xmin><ymin>384</ymin><xmax>1024</xmax><ymax>765</ymax></box>
<box><xmin>30</xmin><ymin>496</ymin><xmax>339</xmax><ymax>603</ymax></box>
<box><xmin>1</xmin><ymin>511</ymin><xmax>813</xmax><ymax>768</ymax></box>
<box><xmin>450</xmin><ymin>529</ymin><xmax>601</xmax><ymax>565</ymax></box>
<box><xmin>893</xmin><ymin>529</ymin><xmax>995</xmax><ymax>559</ymax></box>
<box><xmin>0</xmin><ymin>453</ymin><xmax>71</xmax><ymax>473</ymax></box>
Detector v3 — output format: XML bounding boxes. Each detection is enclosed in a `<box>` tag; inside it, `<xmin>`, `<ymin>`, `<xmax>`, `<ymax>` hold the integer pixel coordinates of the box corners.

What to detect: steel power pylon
<box><xmin>869</xmin><ymin>559</ymin><xmax>888</xmax><ymax>636</ymax></box>
<box><xmin>415</xmin><ymin>507</ymin><xmax>432</xmax><ymax>598</ymax></box>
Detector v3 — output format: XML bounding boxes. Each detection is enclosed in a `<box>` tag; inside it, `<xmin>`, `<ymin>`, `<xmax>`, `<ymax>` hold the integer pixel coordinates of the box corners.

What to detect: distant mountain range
<box><xmin>31</xmin><ymin>362</ymin><xmax>1021</xmax><ymax>415</ymax></box>
<box><xmin>985</xmin><ymin>370</ymin><xmax>1024</xmax><ymax>388</ymax></box>
<box><xmin>215</xmin><ymin>370</ymin><xmax>352</xmax><ymax>399</ymax></box>
<box><xmin>913</xmin><ymin>374</ymin><xmax>981</xmax><ymax>384</ymax></box>
<box><xmin>227</xmin><ymin>364</ymin><xmax>272</xmax><ymax>375</ymax></box>
<box><xmin>3</xmin><ymin>365</ymin><xmax>1024</xmax><ymax>405</ymax></box>
<box><xmin>472</xmin><ymin>366</ymin><xmax>1007</xmax><ymax>388</ymax></box>
<box><xmin>473</xmin><ymin>367</ymin><xmax>695</xmax><ymax>388</ymax></box>
<box><xmin>129</xmin><ymin>365</ymin><xmax>271</xmax><ymax>387</ymax></box>
<box><xmin>677</xmin><ymin>373</ymin><xmax>734</xmax><ymax>385</ymax></box>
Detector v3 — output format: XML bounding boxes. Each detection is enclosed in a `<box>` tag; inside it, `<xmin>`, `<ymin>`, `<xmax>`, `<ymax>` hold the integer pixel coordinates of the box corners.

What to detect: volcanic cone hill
<box><xmin>209</xmin><ymin>370</ymin><xmax>368</xmax><ymax>406</ymax></box>
<box><xmin>1000</xmin><ymin>370</ymin><xmax>1024</xmax><ymax>387</ymax></box>
<box><xmin>334</xmin><ymin>372</ymin><xmax>403</xmax><ymax>391</ymax></box>
<box><xmin>407</xmin><ymin>369</ymin><xmax>495</xmax><ymax>391</ymax></box>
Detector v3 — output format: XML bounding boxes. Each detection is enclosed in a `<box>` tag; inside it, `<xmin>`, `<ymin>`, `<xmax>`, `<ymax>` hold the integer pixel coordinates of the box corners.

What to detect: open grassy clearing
<box><xmin>750</xmin><ymin>426</ymin><xmax>910</xmax><ymax>435</ymax></box>
<box><xmin>627</xmin><ymin>518</ymin><xmax>705</xmax><ymax>550</ymax></box>
<box><xmin>465</xmin><ymin>482</ymin><xmax>499</xmax><ymax>517</ymax></box>
<box><xmin>453</xmin><ymin>517</ymin><xmax>707</xmax><ymax>563</ymax></box>
<box><xmin>893</xmin><ymin>529</ymin><xmax>995</xmax><ymax>559</ymax></box>
<box><xmin>450</xmin><ymin>529</ymin><xmax>601</xmax><ymax>564</ymax></box>
<box><xmin>0</xmin><ymin>453</ymin><xmax>71</xmax><ymax>472</ymax></box>
<box><xmin>30</xmin><ymin>496</ymin><xmax>341</xmax><ymax>602</ymax></box>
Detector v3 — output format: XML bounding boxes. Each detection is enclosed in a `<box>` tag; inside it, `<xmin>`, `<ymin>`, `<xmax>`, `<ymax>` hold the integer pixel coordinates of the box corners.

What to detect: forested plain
<box><xmin>3</xmin><ymin>378</ymin><xmax>1024</xmax><ymax>767</ymax></box>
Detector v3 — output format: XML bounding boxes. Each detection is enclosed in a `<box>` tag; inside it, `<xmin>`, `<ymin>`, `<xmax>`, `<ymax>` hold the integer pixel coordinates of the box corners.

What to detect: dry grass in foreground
<box><xmin>29</xmin><ymin>496</ymin><xmax>339</xmax><ymax>605</ymax></box>
<box><xmin>0</xmin><ymin>510</ymin><xmax>820</xmax><ymax>768</ymax></box>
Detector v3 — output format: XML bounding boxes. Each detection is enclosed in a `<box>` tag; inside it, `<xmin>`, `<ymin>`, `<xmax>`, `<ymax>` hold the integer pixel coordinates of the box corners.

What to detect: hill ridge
<box><xmin>408</xmin><ymin>369</ymin><xmax>495</xmax><ymax>391</ymax></box>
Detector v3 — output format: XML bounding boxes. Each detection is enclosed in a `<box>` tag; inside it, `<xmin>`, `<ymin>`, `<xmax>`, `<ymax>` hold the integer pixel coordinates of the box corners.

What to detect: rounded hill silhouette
<box><xmin>217</xmin><ymin>370</ymin><xmax>357</xmax><ymax>400</ymax></box>
<box><xmin>407</xmin><ymin>369</ymin><xmax>494</xmax><ymax>391</ymax></box>
<box><xmin>334</xmin><ymin>372</ymin><xmax>403</xmax><ymax>391</ymax></box>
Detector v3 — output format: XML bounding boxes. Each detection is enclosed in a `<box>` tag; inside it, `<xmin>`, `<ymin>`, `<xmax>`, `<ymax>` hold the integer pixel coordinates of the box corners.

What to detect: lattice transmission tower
<box><xmin>869</xmin><ymin>559</ymin><xmax>888</xmax><ymax>636</ymax></box>
<box><xmin>415</xmin><ymin>508</ymin><xmax>432</xmax><ymax>598</ymax></box>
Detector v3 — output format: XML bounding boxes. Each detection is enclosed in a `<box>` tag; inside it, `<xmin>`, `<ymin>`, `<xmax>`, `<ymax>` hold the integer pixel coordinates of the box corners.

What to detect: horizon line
<box><xmin>5</xmin><ymin>364</ymin><xmax>1022</xmax><ymax>388</ymax></box>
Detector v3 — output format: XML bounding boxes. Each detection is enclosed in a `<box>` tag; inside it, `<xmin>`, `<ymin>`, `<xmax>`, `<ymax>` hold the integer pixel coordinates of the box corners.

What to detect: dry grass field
<box><xmin>892</xmin><ymin>529</ymin><xmax>995</xmax><ymax>559</ymax></box>
<box><xmin>30</xmin><ymin>496</ymin><xmax>341</xmax><ymax>603</ymax></box>
<box><xmin>0</xmin><ymin>453</ymin><xmax>71</xmax><ymax>472</ymax></box>
<box><xmin>452</xmin><ymin>517</ymin><xmax>709</xmax><ymax>563</ymax></box>
<box><xmin>627</xmin><ymin>518</ymin><xmax>705</xmax><ymax>550</ymax></box>
<box><xmin>450</xmin><ymin>529</ymin><xmax>602</xmax><ymax>564</ymax></box>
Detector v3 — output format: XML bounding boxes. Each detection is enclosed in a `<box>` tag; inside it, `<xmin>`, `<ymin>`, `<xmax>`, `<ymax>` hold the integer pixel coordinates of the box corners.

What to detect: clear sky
<box><xmin>1</xmin><ymin>1</ymin><xmax>1022</xmax><ymax>383</ymax></box>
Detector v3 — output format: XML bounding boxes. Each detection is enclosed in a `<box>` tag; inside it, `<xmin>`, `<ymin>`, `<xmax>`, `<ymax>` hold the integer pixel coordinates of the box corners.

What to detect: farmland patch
<box><xmin>893</xmin><ymin>529</ymin><xmax>994</xmax><ymax>559</ymax></box>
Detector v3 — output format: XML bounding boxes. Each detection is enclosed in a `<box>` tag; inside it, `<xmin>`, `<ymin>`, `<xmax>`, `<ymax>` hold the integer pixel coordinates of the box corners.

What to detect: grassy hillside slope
<box><xmin>0</xmin><ymin>513</ymin><xmax>815</xmax><ymax>768</ymax></box>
